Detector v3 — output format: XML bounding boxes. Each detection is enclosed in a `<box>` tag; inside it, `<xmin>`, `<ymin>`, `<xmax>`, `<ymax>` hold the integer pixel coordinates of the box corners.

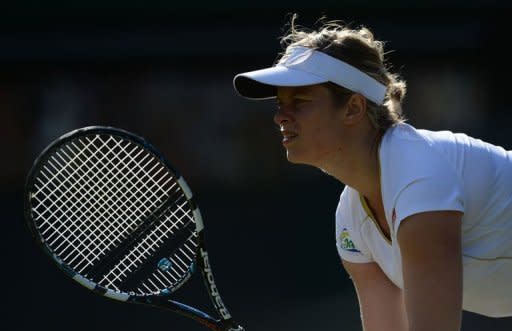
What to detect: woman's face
<box><xmin>274</xmin><ymin>84</ymin><xmax>347</xmax><ymax>167</ymax></box>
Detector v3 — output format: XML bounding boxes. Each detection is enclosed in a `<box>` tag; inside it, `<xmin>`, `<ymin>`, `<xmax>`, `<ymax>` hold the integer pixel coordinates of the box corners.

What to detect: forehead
<box><xmin>276</xmin><ymin>84</ymin><xmax>330</xmax><ymax>99</ymax></box>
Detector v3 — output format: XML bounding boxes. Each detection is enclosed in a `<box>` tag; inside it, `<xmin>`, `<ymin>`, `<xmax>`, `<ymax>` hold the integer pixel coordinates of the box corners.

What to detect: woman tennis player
<box><xmin>232</xmin><ymin>15</ymin><xmax>512</xmax><ymax>331</ymax></box>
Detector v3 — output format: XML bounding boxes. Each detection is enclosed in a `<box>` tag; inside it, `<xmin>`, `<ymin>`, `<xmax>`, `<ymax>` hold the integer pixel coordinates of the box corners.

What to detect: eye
<box><xmin>275</xmin><ymin>95</ymin><xmax>311</xmax><ymax>112</ymax></box>
<box><xmin>292</xmin><ymin>97</ymin><xmax>312</xmax><ymax>106</ymax></box>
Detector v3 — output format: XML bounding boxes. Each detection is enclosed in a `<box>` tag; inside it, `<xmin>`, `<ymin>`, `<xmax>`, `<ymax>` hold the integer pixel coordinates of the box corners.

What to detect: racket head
<box><xmin>24</xmin><ymin>126</ymin><xmax>205</xmax><ymax>301</ymax></box>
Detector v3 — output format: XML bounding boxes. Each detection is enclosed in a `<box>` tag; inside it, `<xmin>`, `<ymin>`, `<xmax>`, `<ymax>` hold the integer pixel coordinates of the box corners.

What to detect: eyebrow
<box><xmin>277</xmin><ymin>87</ymin><xmax>315</xmax><ymax>100</ymax></box>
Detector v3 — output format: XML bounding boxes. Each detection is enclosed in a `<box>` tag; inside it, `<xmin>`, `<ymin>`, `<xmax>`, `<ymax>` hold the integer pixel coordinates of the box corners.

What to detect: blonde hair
<box><xmin>279</xmin><ymin>15</ymin><xmax>407</xmax><ymax>130</ymax></box>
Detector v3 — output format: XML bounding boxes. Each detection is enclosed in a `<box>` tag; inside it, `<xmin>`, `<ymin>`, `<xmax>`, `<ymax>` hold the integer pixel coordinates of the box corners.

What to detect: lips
<box><xmin>280</xmin><ymin>130</ymin><xmax>298</xmax><ymax>144</ymax></box>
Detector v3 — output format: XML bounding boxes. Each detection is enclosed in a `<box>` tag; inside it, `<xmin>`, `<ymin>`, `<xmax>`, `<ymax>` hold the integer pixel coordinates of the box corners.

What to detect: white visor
<box><xmin>233</xmin><ymin>46</ymin><xmax>387</xmax><ymax>105</ymax></box>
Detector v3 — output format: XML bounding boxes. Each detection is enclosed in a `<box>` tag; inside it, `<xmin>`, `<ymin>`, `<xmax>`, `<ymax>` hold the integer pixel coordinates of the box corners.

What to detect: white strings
<box><xmin>31</xmin><ymin>134</ymin><xmax>197</xmax><ymax>294</ymax></box>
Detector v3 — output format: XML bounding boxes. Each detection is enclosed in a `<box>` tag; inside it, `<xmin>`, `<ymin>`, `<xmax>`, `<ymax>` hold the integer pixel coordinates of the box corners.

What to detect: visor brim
<box><xmin>233</xmin><ymin>66</ymin><xmax>327</xmax><ymax>100</ymax></box>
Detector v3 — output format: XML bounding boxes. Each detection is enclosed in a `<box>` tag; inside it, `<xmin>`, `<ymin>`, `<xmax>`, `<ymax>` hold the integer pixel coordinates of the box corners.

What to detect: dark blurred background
<box><xmin>3</xmin><ymin>1</ymin><xmax>512</xmax><ymax>330</ymax></box>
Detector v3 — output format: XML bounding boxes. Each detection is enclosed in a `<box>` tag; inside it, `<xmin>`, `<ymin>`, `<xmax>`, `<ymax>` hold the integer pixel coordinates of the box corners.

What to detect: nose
<box><xmin>273</xmin><ymin>106</ymin><xmax>292</xmax><ymax>127</ymax></box>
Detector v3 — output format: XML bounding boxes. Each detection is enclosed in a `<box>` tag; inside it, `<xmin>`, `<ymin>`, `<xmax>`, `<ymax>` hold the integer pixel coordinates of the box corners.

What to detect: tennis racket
<box><xmin>24</xmin><ymin>126</ymin><xmax>244</xmax><ymax>331</ymax></box>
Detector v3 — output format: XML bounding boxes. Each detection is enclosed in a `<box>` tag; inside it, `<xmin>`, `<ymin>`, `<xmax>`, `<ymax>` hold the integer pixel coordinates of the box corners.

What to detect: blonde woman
<box><xmin>233</xmin><ymin>16</ymin><xmax>512</xmax><ymax>331</ymax></box>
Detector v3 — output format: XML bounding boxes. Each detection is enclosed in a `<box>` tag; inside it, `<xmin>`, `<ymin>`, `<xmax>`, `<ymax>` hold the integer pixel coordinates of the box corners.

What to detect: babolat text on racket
<box><xmin>24</xmin><ymin>126</ymin><xmax>244</xmax><ymax>331</ymax></box>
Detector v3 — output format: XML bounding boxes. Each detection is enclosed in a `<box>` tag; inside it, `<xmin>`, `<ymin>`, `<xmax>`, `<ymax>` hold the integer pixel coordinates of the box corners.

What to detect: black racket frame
<box><xmin>24</xmin><ymin>126</ymin><xmax>244</xmax><ymax>331</ymax></box>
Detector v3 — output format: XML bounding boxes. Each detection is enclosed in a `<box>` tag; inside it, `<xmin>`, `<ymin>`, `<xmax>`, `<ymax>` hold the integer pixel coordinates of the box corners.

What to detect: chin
<box><xmin>286</xmin><ymin>156</ymin><xmax>301</xmax><ymax>164</ymax></box>
<box><xmin>286</xmin><ymin>150</ymin><xmax>325</xmax><ymax>169</ymax></box>
<box><xmin>285</xmin><ymin>151</ymin><xmax>297</xmax><ymax>163</ymax></box>
<box><xmin>285</xmin><ymin>151</ymin><xmax>309</xmax><ymax>165</ymax></box>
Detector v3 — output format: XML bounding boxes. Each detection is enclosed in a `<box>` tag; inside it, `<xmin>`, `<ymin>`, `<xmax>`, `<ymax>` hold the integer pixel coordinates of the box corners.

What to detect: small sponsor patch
<box><xmin>340</xmin><ymin>228</ymin><xmax>360</xmax><ymax>252</ymax></box>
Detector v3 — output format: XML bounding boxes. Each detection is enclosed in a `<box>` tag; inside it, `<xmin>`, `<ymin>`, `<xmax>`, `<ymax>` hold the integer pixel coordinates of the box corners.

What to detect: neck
<box><xmin>322</xmin><ymin>126</ymin><xmax>383</xmax><ymax>202</ymax></box>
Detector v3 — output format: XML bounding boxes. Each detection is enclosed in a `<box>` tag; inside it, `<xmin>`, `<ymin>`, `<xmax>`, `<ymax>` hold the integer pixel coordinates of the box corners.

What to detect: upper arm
<box><xmin>397</xmin><ymin>211</ymin><xmax>463</xmax><ymax>331</ymax></box>
<box><xmin>342</xmin><ymin>260</ymin><xmax>408</xmax><ymax>331</ymax></box>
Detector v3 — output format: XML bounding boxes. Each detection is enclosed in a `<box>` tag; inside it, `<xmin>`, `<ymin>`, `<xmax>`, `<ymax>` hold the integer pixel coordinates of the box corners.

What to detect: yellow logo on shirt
<box><xmin>341</xmin><ymin>228</ymin><xmax>360</xmax><ymax>252</ymax></box>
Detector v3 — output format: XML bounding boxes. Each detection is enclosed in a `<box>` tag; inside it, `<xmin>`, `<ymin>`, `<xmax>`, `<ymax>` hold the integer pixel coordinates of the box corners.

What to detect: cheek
<box><xmin>310</xmin><ymin>118</ymin><xmax>342</xmax><ymax>143</ymax></box>
<box><xmin>304</xmin><ymin>127</ymin><xmax>338</xmax><ymax>159</ymax></box>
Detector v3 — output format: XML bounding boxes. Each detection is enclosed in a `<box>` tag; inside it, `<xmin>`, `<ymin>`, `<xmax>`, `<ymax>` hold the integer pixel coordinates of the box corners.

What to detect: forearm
<box><xmin>343</xmin><ymin>261</ymin><xmax>408</xmax><ymax>331</ymax></box>
<box><xmin>403</xmin><ymin>267</ymin><xmax>462</xmax><ymax>331</ymax></box>
<box><xmin>406</xmin><ymin>308</ymin><xmax>462</xmax><ymax>331</ymax></box>
<box><xmin>360</xmin><ymin>294</ymin><xmax>408</xmax><ymax>331</ymax></box>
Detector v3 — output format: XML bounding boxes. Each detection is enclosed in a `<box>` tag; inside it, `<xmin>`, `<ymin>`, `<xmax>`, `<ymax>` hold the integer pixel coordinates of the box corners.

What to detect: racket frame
<box><xmin>24</xmin><ymin>126</ymin><xmax>243</xmax><ymax>331</ymax></box>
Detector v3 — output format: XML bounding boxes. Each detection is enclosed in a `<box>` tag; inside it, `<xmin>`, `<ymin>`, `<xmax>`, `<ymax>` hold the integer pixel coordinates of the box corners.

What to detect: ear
<box><xmin>343</xmin><ymin>94</ymin><xmax>367</xmax><ymax>125</ymax></box>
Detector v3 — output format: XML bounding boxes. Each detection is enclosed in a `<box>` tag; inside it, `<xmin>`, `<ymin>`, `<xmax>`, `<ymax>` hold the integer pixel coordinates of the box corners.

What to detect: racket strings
<box><xmin>36</xmin><ymin>145</ymin><xmax>146</xmax><ymax>266</ymax></box>
<box><xmin>35</xmin><ymin>137</ymin><xmax>155</xmax><ymax>268</ymax></box>
<box><xmin>139</xmin><ymin>232</ymin><xmax>198</xmax><ymax>294</ymax></box>
<box><xmin>38</xmin><ymin>135</ymin><xmax>168</xmax><ymax>236</ymax></box>
<box><xmin>33</xmin><ymin>135</ymin><xmax>136</xmax><ymax>267</ymax></box>
<box><xmin>34</xmin><ymin>136</ymin><xmax>140</xmax><ymax>237</ymax></box>
<box><xmin>31</xmin><ymin>134</ymin><xmax>181</xmax><ymax>276</ymax></box>
<box><xmin>99</xmin><ymin>194</ymin><xmax>198</xmax><ymax>294</ymax></box>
